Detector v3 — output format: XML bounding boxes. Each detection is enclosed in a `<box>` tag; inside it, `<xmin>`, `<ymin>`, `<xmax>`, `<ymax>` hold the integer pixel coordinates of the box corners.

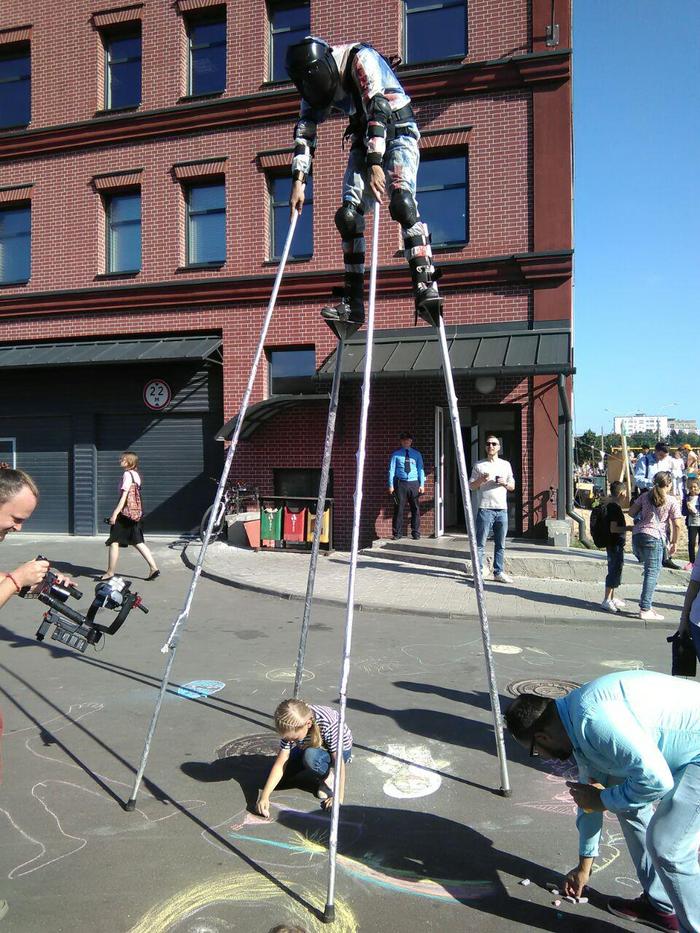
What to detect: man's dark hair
<box><xmin>399</xmin><ymin>431</ymin><xmax>413</xmax><ymax>440</ymax></box>
<box><xmin>504</xmin><ymin>694</ymin><xmax>556</xmax><ymax>741</ymax></box>
<box><xmin>610</xmin><ymin>480</ymin><xmax>625</xmax><ymax>496</ymax></box>
<box><xmin>0</xmin><ymin>466</ymin><xmax>39</xmax><ymax>505</ymax></box>
<box><xmin>655</xmin><ymin>442</ymin><xmax>669</xmax><ymax>453</ymax></box>
<box><xmin>641</xmin><ymin>444</ymin><xmax>650</xmax><ymax>451</ymax></box>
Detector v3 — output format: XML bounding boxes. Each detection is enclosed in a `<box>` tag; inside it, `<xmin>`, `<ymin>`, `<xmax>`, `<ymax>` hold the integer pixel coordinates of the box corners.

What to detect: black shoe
<box><xmin>412</xmin><ymin>534</ymin><xmax>421</xmax><ymax>540</ymax></box>
<box><xmin>321</xmin><ymin>298</ymin><xmax>364</xmax><ymax>325</ymax></box>
<box><xmin>392</xmin><ymin>534</ymin><xmax>402</xmax><ymax>540</ymax></box>
<box><xmin>414</xmin><ymin>285</ymin><xmax>443</xmax><ymax>325</ymax></box>
<box><xmin>147</xmin><ymin>569</ymin><xmax>160</xmax><ymax>581</ymax></box>
<box><xmin>662</xmin><ymin>559</ymin><xmax>682</xmax><ymax>570</ymax></box>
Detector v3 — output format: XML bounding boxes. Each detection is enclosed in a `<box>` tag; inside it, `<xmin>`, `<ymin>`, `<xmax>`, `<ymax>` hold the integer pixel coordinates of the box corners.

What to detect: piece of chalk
<box><xmin>553</xmin><ymin>900</ymin><xmax>561</xmax><ymax>907</ymax></box>
<box><xmin>564</xmin><ymin>896</ymin><xmax>578</xmax><ymax>903</ymax></box>
<box><xmin>519</xmin><ymin>879</ymin><xmax>531</xmax><ymax>886</ymax></box>
<box><xmin>577</xmin><ymin>897</ymin><xmax>588</xmax><ymax>904</ymax></box>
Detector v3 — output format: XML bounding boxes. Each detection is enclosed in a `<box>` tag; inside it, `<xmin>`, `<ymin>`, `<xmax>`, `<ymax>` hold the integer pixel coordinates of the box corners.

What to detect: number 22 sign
<box><xmin>143</xmin><ymin>379</ymin><xmax>172</xmax><ymax>411</ymax></box>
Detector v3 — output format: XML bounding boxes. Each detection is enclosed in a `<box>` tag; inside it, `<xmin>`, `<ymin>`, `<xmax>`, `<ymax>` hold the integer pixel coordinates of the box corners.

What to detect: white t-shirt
<box><xmin>690</xmin><ymin>561</ymin><xmax>700</xmax><ymax>629</ymax></box>
<box><xmin>120</xmin><ymin>470</ymin><xmax>141</xmax><ymax>492</ymax></box>
<box><xmin>470</xmin><ymin>457</ymin><xmax>514</xmax><ymax>510</ymax></box>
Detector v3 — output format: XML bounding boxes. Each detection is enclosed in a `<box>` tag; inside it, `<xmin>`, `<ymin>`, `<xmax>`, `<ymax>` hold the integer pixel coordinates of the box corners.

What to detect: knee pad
<box><xmin>334</xmin><ymin>202</ymin><xmax>365</xmax><ymax>239</ymax></box>
<box><xmin>389</xmin><ymin>189</ymin><xmax>419</xmax><ymax>227</ymax></box>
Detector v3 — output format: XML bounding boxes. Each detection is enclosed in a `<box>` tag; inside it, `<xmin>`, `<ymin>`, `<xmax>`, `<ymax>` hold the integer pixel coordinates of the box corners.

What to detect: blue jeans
<box><xmin>605</xmin><ymin>539</ymin><xmax>625</xmax><ymax>589</ymax></box>
<box><xmin>476</xmin><ymin>508</ymin><xmax>508</xmax><ymax>575</ymax></box>
<box><xmin>632</xmin><ymin>533</ymin><xmax>664</xmax><ymax>610</ymax></box>
<box><xmin>617</xmin><ymin>762</ymin><xmax>700</xmax><ymax>932</ymax></box>
<box><xmin>286</xmin><ymin>746</ymin><xmax>352</xmax><ymax>781</ymax></box>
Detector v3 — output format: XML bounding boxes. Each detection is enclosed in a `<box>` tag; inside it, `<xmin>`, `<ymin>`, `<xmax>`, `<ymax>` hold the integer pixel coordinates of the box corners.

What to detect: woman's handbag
<box><xmin>667</xmin><ymin>630</ymin><xmax>697</xmax><ymax>678</ymax></box>
<box><xmin>121</xmin><ymin>471</ymin><xmax>143</xmax><ymax>522</ymax></box>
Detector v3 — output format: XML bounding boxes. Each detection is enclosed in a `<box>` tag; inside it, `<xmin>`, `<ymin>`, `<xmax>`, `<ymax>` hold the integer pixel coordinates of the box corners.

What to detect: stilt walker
<box><xmin>323</xmin><ymin>203</ymin><xmax>380</xmax><ymax>924</ymax></box>
<box><xmin>126</xmin><ymin>213</ymin><xmax>299</xmax><ymax>811</ymax></box>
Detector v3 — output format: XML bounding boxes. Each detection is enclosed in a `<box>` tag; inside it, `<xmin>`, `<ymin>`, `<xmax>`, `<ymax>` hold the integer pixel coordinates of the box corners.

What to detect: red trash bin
<box><xmin>283</xmin><ymin>506</ymin><xmax>307</xmax><ymax>542</ymax></box>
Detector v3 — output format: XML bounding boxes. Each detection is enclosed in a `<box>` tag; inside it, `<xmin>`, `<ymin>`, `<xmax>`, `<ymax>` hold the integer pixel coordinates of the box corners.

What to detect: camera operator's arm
<box><xmin>0</xmin><ymin>559</ymin><xmax>49</xmax><ymax>609</ymax></box>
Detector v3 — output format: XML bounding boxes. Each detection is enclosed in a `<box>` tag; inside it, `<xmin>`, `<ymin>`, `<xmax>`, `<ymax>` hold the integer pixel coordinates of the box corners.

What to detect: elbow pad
<box><xmin>369</xmin><ymin>94</ymin><xmax>392</xmax><ymax>126</ymax></box>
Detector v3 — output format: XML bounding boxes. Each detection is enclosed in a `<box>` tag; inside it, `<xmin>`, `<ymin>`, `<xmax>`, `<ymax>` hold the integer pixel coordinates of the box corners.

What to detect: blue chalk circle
<box><xmin>177</xmin><ymin>679</ymin><xmax>226</xmax><ymax>700</ymax></box>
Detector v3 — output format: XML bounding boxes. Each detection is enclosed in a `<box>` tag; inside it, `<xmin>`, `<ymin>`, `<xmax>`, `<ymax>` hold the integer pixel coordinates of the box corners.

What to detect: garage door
<box><xmin>97</xmin><ymin>414</ymin><xmax>221</xmax><ymax>532</ymax></box>
<box><xmin>0</xmin><ymin>416</ymin><xmax>71</xmax><ymax>532</ymax></box>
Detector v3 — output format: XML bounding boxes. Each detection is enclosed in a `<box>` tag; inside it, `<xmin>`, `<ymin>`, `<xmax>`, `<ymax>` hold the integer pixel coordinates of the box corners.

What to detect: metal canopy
<box><xmin>317</xmin><ymin>325</ymin><xmax>573</xmax><ymax>379</ymax></box>
<box><xmin>0</xmin><ymin>335</ymin><xmax>222</xmax><ymax>369</ymax></box>
<box><xmin>216</xmin><ymin>393</ymin><xmax>331</xmax><ymax>442</ymax></box>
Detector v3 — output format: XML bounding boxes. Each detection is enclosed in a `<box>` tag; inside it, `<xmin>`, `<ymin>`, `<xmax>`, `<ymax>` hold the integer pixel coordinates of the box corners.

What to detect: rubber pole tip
<box><xmin>322</xmin><ymin>904</ymin><xmax>335</xmax><ymax>924</ymax></box>
<box><xmin>125</xmin><ymin>798</ymin><xmax>137</xmax><ymax>811</ymax></box>
<box><xmin>499</xmin><ymin>787</ymin><xmax>513</xmax><ymax>798</ymax></box>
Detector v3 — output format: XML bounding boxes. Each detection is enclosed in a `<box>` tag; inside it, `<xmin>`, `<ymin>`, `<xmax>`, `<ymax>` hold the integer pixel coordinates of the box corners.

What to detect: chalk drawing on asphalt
<box><xmin>366</xmin><ymin>744</ymin><xmax>448</xmax><ymax>799</ymax></box>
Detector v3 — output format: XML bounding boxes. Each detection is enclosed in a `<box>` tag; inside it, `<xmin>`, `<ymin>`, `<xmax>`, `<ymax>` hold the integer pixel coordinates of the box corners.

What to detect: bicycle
<box><xmin>199</xmin><ymin>482</ymin><xmax>260</xmax><ymax>541</ymax></box>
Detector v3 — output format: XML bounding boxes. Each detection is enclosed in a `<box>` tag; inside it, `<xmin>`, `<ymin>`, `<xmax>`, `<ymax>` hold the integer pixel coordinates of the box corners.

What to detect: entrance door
<box><xmin>472</xmin><ymin>407</ymin><xmax>522</xmax><ymax>534</ymax></box>
<box><xmin>434</xmin><ymin>406</ymin><xmax>445</xmax><ymax>537</ymax></box>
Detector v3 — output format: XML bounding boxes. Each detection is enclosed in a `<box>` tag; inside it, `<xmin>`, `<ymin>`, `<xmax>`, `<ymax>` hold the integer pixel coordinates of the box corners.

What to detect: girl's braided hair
<box><xmin>274</xmin><ymin>698</ymin><xmax>321</xmax><ymax>748</ymax></box>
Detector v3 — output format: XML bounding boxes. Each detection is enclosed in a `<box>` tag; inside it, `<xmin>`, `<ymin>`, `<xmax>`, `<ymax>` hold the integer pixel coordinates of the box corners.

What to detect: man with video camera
<box><xmin>0</xmin><ymin>466</ymin><xmax>52</xmax><ymax>608</ymax></box>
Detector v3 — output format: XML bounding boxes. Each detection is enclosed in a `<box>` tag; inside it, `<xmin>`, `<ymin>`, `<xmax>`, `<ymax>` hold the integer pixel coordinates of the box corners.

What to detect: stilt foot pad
<box><xmin>125</xmin><ymin>798</ymin><xmax>137</xmax><ymax>811</ymax></box>
<box><xmin>322</xmin><ymin>904</ymin><xmax>336</xmax><ymax>923</ymax></box>
<box><xmin>323</xmin><ymin>319</ymin><xmax>363</xmax><ymax>341</ymax></box>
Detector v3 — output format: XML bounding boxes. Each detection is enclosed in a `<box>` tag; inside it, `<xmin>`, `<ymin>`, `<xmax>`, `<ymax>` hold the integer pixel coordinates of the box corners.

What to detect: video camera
<box><xmin>21</xmin><ymin>556</ymin><xmax>148</xmax><ymax>653</ymax></box>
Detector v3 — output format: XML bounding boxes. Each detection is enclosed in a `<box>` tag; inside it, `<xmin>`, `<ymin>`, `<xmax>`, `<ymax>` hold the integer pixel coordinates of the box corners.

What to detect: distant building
<box><xmin>614</xmin><ymin>415</ymin><xmax>669</xmax><ymax>436</ymax></box>
<box><xmin>669</xmin><ymin>419</ymin><xmax>698</xmax><ymax>434</ymax></box>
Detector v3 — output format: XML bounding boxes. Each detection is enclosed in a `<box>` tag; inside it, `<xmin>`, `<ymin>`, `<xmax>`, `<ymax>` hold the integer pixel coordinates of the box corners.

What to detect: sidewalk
<box><xmin>195</xmin><ymin>540</ymin><xmax>689</xmax><ymax>627</ymax></box>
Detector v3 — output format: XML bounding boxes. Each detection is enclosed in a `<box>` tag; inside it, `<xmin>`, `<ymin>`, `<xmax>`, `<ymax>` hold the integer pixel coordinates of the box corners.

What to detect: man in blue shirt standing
<box><xmin>505</xmin><ymin>670</ymin><xmax>700</xmax><ymax>932</ymax></box>
<box><xmin>388</xmin><ymin>431</ymin><xmax>425</xmax><ymax>540</ymax></box>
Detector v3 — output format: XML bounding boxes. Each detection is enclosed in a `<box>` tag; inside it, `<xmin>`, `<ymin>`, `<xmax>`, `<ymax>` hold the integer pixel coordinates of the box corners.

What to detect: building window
<box><xmin>0</xmin><ymin>203</ymin><xmax>31</xmax><ymax>284</ymax></box>
<box><xmin>186</xmin><ymin>9</ymin><xmax>226</xmax><ymax>96</ymax></box>
<box><xmin>104</xmin><ymin>26</ymin><xmax>142</xmax><ymax>110</ymax></box>
<box><xmin>105</xmin><ymin>191</ymin><xmax>141</xmax><ymax>273</ymax></box>
<box><xmin>0</xmin><ymin>42</ymin><xmax>31</xmax><ymax>129</ymax></box>
<box><xmin>0</xmin><ymin>438</ymin><xmax>16</xmax><ymax>468</ymax></box>
<box><xmin>268</xmin><ymin>346</ymin><xmax>316</xmax><ymax>395</ymax></box>
<box><xmin>270</xmin><ymin>174</ymin><xmax>313</xmax><ymax>259</ymax></box>
<box><xmin>186</xmin><ymin>181</ymin><xmax>226</xmax><ymax>265</ymax></box>
<box><xmin>404</xmin><ymin>0</ymin><xmax>467</xmax><ymax>64</ymax></box>
<box><xmin>417</xmin><ymin>154</ymin><xmax>468</xmax><ymax>246</ymax></box>
<box><xmin>269</xmin><ymin>2</ymin><xmax>310</xmax><ymax>83</ymax></box>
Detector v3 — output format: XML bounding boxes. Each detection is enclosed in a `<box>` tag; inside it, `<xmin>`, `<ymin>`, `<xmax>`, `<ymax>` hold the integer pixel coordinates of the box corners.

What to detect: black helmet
<box><xmin>285</xmin><ymin>36</ymin><xmax>339</xmax><ymax>109</ymax></box>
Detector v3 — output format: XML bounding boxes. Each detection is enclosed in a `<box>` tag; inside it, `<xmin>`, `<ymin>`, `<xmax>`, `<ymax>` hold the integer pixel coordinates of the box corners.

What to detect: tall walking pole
<box><xmin>126</xmin><ymin>212</ymin><xmax>299</xmax><ymax>811</ymax></box>
<box><xmin>434</xmin><ymin>316</ymin><xmax>511</xmax><ymax>796</ymax></box>
<box><xmin>323</xmin><ymin>203</ymin><xmax>380</xmax><ymax>923</ymax></box>
<box><xmin>293</xmin><ymin>326</ymin><xmax>353</xmax><ymax>698</ymax></box>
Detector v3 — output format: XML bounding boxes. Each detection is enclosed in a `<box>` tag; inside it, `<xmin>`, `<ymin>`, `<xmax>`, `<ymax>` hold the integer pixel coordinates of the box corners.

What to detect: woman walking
<box><xmin>103</xmin><ymin>451</ymin><xmax>159</xmax><ymax>581</ymax></box>
<box><xmin>629</xmin><ymin>471</ymin><xmax>682</xmax><ymax>621</ymax></box>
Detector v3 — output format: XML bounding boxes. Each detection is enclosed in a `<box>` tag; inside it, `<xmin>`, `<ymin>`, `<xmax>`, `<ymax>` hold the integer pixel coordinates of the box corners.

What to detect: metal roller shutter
<box><xmin>97</xmin><ymin>414</ymin><xmax>220</xmax><ymax>533</ymax></box>
<box><xmin>0</xmin><ymin>416</ymin><xmax>71</xmax><ymax>532</ymax></box>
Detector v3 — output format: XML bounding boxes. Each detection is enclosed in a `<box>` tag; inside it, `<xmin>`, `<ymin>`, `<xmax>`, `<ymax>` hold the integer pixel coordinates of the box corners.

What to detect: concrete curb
<box><xmin>183</xmin><ymin>544</ymin><xmax>677</xmax><ymax>630</ymax></box>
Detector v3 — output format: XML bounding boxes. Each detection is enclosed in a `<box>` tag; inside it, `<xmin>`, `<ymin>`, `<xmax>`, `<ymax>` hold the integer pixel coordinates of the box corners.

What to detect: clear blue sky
<box><xmin>573</xmin><ymin>1</ymin><xmax>700</xmax><ymax>434</ymax></box>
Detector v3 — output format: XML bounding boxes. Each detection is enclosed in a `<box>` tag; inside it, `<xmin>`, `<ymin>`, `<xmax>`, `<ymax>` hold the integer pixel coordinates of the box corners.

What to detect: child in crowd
<box><xmin>256</xmin><ymin>699</ymin><xmax>352</xmax><ymax>818</ymax></box>
<box><xmin>601</xmin><ymin>480</ymin><xmax>629</xmax><ymax>614</ymax></box>
<box><xmin>683</xmin><ymin>478</ymin><xmax>700</xmax><ymax>567</ymax></box>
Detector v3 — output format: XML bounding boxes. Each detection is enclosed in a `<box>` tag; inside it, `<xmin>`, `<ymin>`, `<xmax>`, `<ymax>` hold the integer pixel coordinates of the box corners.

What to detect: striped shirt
<box><xmin>279</xmin><ymin>704</ymin><xmax>353</xmax><ymax>754</ymax></box>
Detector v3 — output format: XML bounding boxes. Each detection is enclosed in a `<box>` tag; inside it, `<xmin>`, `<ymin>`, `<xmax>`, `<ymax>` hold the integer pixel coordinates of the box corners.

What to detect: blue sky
<box><xmin>572</xmin><ymin>0</ymin><xmax>700</xmax><ymax>434</ymax></box>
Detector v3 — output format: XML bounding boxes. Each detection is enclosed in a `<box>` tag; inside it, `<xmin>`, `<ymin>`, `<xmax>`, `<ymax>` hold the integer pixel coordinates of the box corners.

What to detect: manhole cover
<box><xmin>217</xmin><ymin>733</ymin><xmax>279</xmax><ymax>760</ymax></box>
<box><xmin>506</xmin><ymin>678</ymin><xmax>580</xmax><ymax>699</ymax></box>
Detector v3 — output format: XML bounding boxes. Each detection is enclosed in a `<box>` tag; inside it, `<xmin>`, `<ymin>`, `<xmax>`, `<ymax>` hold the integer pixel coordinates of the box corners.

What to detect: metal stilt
<box><xmin>125</xmin><ymin>212</ymin><xmax>299</xmax><ymax>811</ymax></box>
<box><xmin>293</xmin><ymin>319</ymin><xmax>361</xmax><ymax>699</ymax></box>
<box><xmin>322</xmin><ymin>204</ymin><xmax>380</xmax><ymax>923</ymax></box>
<box><xmin>434</xmin><ymin>315</ymin><xmax>511</xmax><ymax>796</ymax></box>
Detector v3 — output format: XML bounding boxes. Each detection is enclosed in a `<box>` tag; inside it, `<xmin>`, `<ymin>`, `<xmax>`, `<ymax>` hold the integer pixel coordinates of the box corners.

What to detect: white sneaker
<box><xmin>493</xmin><ymin>572</ymin><xmax>513</xmax><ymax>583</ymax></box>
<box><xmin>601</xmin><ymin>599</ymin><xmax>618</xmax><ymax>613</ymax></box>
<box><xmin>480</xmin><ymin>566</ymin><xmax>493</xmax><ymax>581</ymax></box>
<box><xmin>639</xmin><ymin>608</ymin><xmax>665</xmax><ymax>621</ymax></box>
<box><xmin>612</xmin><ymin>598</ymin><xmax>627</xmax><ymax>609</ymax></box>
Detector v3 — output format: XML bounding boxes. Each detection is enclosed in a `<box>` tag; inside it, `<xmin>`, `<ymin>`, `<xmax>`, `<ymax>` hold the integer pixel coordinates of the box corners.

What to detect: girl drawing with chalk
<box><xmin>256</xmin><ymin>699</ymin><xmax>352</xmax><ymax>817</ymax></box>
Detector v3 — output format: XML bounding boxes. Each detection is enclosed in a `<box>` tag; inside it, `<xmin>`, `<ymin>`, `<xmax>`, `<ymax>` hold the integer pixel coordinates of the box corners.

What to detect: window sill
<box><xmin>178</xmin><ymin>91</ymin><xmax>226</xmax><ymax>103</ymax></box>
<box><xmin>94</xmin><ymin>271</ymin><xmax>140</xmax><ymax>280</ymax></box>
<box><xmin>260</xmin><ymin>79</ymin><xmax>294</xmax><ymax>90</ymax></box>
<box><xmin>398</xmin><ymin>55</ymin><xmax>467</xmax><ymax>71</ymax></box>
<box><xmin>94</xmin><ymin>106</ymin><xmax>141</xmax><ymax>118</ymax></box>
<box><xmin>392</xmin><ymin>243</ymin><xmax>468</xmax><ymax>258</ymax></box>
<box><xmin>263</xmin><ymin>256</ymin><xmax>312</xmax><ymax>266</ymax></box>
<box><xmin>0</xmin><ymin>279</ymin><xmax>30</xmax><ymax>287</ymax></box>
<box><xmin>176</xmin><ymin>262</ymin><xmax>226</xmax><ymax>272</ymax></box>
<box><xmin>0</xmin><ymin>122</ymin><xmax>30</xmax><ymax>133</ymax></box>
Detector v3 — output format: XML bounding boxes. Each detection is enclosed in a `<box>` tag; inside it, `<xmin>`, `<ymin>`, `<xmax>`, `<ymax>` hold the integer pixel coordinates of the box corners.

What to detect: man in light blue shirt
<box><xmin>388</xmin><ymin>431</ymin><xmax>425</xmax><ymax>540</ymax></box>
<box><xmin>506</xmin><ymin>670</ymin><xmax>700</xmax><ymax>932</ymax></box>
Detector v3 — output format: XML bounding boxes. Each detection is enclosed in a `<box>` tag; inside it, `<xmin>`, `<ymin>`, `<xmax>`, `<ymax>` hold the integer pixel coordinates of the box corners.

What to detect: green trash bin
<box><xmin>261</xmin><ymin>506</ymin><xmax>282</xmax><ymax>544</ymax></box>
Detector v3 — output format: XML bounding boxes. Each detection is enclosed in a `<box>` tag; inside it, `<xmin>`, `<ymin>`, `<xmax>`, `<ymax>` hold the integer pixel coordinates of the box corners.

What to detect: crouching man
<box><xmin>505</xmin><ymin>670</ymin><xmax>700</xmax><ymax>932</ymax></box>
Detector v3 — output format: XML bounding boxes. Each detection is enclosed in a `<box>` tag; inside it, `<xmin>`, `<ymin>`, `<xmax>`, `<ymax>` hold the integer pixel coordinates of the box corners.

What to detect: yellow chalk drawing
<box><xmin>128</xmin><ymin>872</ymin><xmax>357</xmax><ymax>933</ymax></box>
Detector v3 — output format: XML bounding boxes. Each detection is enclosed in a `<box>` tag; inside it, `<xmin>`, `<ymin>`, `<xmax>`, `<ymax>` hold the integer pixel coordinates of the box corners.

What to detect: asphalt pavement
<box><xmin>0</xmin><ymin>533</ymin><xmax>688</xmax><ymax>932</ymax></box>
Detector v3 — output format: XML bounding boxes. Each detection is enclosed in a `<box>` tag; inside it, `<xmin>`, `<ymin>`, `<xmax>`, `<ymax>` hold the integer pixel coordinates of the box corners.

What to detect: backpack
<box><xmin>121</xmin><ymin>471</ymin><xmax>143</xmax><ymax>522</ymax></box>
<box><xmin>589</xmin><ymin>502</ymin><xmax>611</xmax><ymax>548</ymax></box>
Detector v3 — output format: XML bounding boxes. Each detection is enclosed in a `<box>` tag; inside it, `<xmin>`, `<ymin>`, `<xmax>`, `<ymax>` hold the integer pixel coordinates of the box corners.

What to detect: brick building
<box><xmin>0</xmin><ymin>0</ymin><xmax>573</xmax><ymax>544</ymax></box>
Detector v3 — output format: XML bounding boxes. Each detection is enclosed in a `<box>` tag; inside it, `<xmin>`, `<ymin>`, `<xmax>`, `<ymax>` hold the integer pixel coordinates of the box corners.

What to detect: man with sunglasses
<box><xmin>505</xmin><ymin>670</ymin><xmax>700</xmax><ymax>932</ymax></box>
<box><xmin>469</xmin><ymin>435</ymin><xmax>515</xmax><ymax>582</ymax></box>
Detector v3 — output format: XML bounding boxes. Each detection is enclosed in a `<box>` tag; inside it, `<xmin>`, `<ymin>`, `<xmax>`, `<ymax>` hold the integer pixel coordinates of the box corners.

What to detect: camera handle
<box><xmin>18</xmin><ymin>556</ymin><xmax>83</xmax><ymax>601</ymax></box>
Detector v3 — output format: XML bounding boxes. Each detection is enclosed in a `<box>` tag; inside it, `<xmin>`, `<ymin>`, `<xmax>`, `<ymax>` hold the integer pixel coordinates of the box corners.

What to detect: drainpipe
<box><xmin>558</xmin><ymin>374</ymin><xmax>594</xmax><ymax>548</ymax></box>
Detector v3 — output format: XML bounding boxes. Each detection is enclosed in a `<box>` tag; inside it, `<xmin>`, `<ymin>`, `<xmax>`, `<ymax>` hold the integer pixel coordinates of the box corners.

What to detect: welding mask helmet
<box><xmin>285</xmin><ymin>37</ymin><xmax>339</xmax><ymax>109</ymax></box>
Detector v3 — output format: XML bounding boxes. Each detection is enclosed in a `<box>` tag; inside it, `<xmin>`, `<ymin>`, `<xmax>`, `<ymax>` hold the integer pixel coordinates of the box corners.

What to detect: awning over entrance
<box><xmin>216</xmin><ymin>393</ymin><xmax>330</xmax><ymax>442</ymax></box>
<box><xmin>0</xmin><ymin>335</ymin><xmax>222</xmax><ymax>369</ymax></box>
<box><xmin>317</xmin><ymin>324</ymin><xmax>573</xmax><ymax>379</ymax></box>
